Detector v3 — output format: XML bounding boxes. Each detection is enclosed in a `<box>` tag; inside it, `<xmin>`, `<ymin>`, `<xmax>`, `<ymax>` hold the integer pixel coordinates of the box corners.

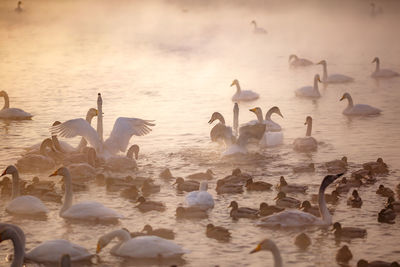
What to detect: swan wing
<box><xmin>256</xmin><ymin>210</ymin><xmax>320</xmax><ymax>227</ymax></box>
<box><xmin>210</xmin><ymin>123</ymin><xmax>234</xmax><ymax>145</ymax></box>
<box><xmin>104</xmin><ymin>117</ymin><xmax>155</xmax><ymax>154</ymax></box>
<box><xmin>6</xmin><ymin>196</ymin><xmax>48</xmax><ymax>215</ymax></box>
<box><xmin>62</xmin><ymin>201</ymin><xmax>123</xmax><ymax>220</ymax></box>
<box><xmin>345</xmin><ymin>104</ymin><xmax>381</xmax><ymax>116</ymax></box>
<box><xmin>50</xmin><ymin>118</ymin><xmax>101</xmax><ymax>151</ymax></box>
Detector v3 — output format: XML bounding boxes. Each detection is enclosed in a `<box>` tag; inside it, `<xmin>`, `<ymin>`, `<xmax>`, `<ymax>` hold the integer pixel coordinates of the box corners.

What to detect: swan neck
<box><xmin>97</xmin><ymin>94</ymin><xmax>103</xmax><ymax>143</ymax></box>
<box><xmin>104</xmin><ymin>229</ymin><xmax>131</xmax><ymax>244</ymax></box>
<box><xmin>318</xmin><ymin>183</ymin><xmax>331</xmax><ymax>224</ymax></box>
<box><xmin>306</xmin><ymin>121</ymin><xmax>312</xmax><ymax>137</ymax></box>
<box><xmin>218</xmin><ymin>114</ymin><xmax>226</xmax><ymax>125</ymax></box>
<box><xmin>346</xmin><ymin>95</ymin><xmax>354</xmax><ymax>108</ymax></box>
<box><xmin>322</xmin><ymin>64</ymin><xmax>328</xmax><ymax>81</ymax></box>
<box><xmin>11</xmin><ymin>171</ymin><xmax>20</xmax><ymax>199</ymax></box>
<box><xmin>61</xmin><ymin>172</ymin><xmax>73</xmax><ymax>216</ymax></box>
<box><xmin>2</xmin><ymin>92</ymin><xmax>9</xmax><ymax>109</ymax></box>
<box><xmin>270</xmin><ymin>243</ymin><xmax>283</xmax><ymax>267</ymax></box>
<box><xmin>313</xmin><ymin>77</ymin><xmax>320</xmax><ymax>93</ymax></box>
<box><xmin>265</xmin><ymin>109</ymin><xmax>274</xmax><ymax>120</ymax></box>
<box><xmin>375</xmin><ymin>60</ymin><xmax>380</xmax><ymax>72</ymax></box>
<box><xmin>233</xmin><ymin>103</ymin><xmax>239</xmax><ymax>136</ymax></box>
<box><xmin>52</xmin><ymin>135</ymin><xmax>64</xmax><ymax>153</ymax></box>
<box><xmin>9</xmin><ymin>230</ymin><xmax>25</xmax><ymax>267</ymax></box>
<box><xmin>235</xmin><ymin>82</ymin><xmax>241</xmax><ymax>93</ymax></box>
<box><xmin>255</xmin><ymin>110</ymin><xmax>263</xmax><ymax>123</ymax></box>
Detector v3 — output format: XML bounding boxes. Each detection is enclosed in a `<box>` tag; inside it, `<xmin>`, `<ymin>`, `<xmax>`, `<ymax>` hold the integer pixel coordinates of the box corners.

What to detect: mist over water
<box><xmin>0</xmin><ymin>0</ymin><xmax>400</xmax><ymax>266</ymax></box>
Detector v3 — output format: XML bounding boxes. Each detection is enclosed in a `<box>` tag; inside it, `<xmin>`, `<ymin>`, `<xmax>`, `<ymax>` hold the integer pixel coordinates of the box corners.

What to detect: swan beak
<box><xmin>96</xmin><ymin>243</ymin><xmax>102</xmax><ymax>254</ymax></box>
<box><xmin>340</xmin><ymin>96</ymin><xmax>345</xmax><ymax>101</ymax></box>
<box><xmin>316</xmin><ymin>61</ymin><xmax>322</xmax><ymax>65</ymax></box>
<box><xmin>49</xmin><ymin>170</ymin><xmax>58</xmax><ymax>177</ymax></box>
<box><xmin>95</xmin><ymin>110</ymin><xmax>98</xmax><ymax>115</ymax></box>
<box><xmin>318</xmin><ymin>77</ymin><xmax>321</xmax><ymax>82</ymax></box>
<box><xmin>250</xmin><ymin>244</ymin><xmax>261</xmax><ymax>254</ymax></box>
<box><xmin>278</xmin><ymin>111</ymin><xmax>284</xmax><ymax>118</ymax></box>
<box><xmin>1</xmin><ymin>170</ymin><xmax>6</xmax><ymax>176</ymax></box>
<box><xmin>230</xmin><ymin>82</ymin><xmax>235</xmax><ymax>87</ymax></box>
<box><xmin>249</xmin><ymin>108</ymin><xmax>257</xmax><ymax>113</ymax></box>
<box><xmin>208</xmin><ymin>118</ymin><xmax>214</xmax><ymax>124</ymax></box>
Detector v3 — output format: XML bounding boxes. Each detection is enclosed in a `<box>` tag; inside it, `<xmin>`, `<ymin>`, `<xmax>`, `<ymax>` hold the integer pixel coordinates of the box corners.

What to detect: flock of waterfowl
<box><xmin>1</xmin><ymin>1</ymin><xmax>400</xmax><ymax>267</ymax></box>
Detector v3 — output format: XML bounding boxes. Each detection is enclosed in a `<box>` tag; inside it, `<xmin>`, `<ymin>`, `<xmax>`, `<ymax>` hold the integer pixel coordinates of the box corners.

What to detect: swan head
<box><xmin>249</xmin><ymin>107</ymin><xmax>262</xmax><ymax>117</ymax></box>
<box><xmin>199</xmin><ymin>181</ymin><xmax>208</xmax><ymax>191</ymax></box>
<box><xmin>49</xmin><ymin>167</ymin><xmax>69</xmax><ymax>177</ymax></box>
<box><xmin>127</xmin><ymin>144</ymin><xmax>140</xmax><ymax>160</ymax></box>
<box><xmin>250</xmin><ymin>20</ymin><xmax>256</xmax><ymax>25</ymax></box>
<box><xmin>0</xmin><ymin>226</ymin><xmax>17</xmax><ymax>243</ymax></box>
<box><xmin>229</xmin><ymin>201</ymin><xmax>238</xmax><ymax>209</ymax></box>
<box><xmin>274</xmin><ymin>191</ymin><xmax>286</xmax><ymax>200</ymax></box>
<box><xmin>314</xmin><ymin>74</ymin><xmax>321</xmax><ymax>82</ymax></box>
<box><xmin>269</xmin><ymin>106</ymin><xmax>284</xmax><ymax>118</ymax></box>
<box><xmin>339</xmin><ymin>92</ymin><xmax>350</xmax><ymax>101</ymax></box>
<box><xmin>321</xmin><ymin>173</ymin><xmax>344</xmax><ymax>190</ymax></box>
<box><xmin>317</xmin><ymin>60</ymin><xmax>327</xmax><ymax>66</ymax></box>
<box><xmin>1</xmin><ymin>165</ymin><xmax>17</xmax><ymax>177</ymax></box>
<box><xmin>250</xmin><ymin>239</ymin><xmax>278</xmax><ymax>254</ymax></box>
<box><xmin>87</xmin><ymin>108</ymin><xmax>98</xmax><ymax>118</ymax></box>
<box><xmin>230</xmin><ymin>79</ymin><xmax>239</xmax><ymax>87</ymax></box>
<box><xmin>208</xmin><ymin>112</ymin><xmax>223</xmax><ymax>124</ymax></box>
<box><xmin>0</xmin><ymin>91</ymin><xmax>7</xmax><ymax>97</ymax></box>
<box><xmin>372</xmin><ymin>57</ymin><xmax>379</xmax><ymax>63</ymax></box>
<box><xmin>288</xmin><ymin>54</ymin><xmax>298</xmax><ymax>62</ymax></box>
<box><xmin>304</xmin><ymin>116</ymin><xmax>312</xmax><ymax>125</ymax></box>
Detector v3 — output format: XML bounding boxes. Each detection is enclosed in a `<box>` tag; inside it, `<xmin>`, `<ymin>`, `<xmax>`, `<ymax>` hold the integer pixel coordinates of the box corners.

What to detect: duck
<box><xmin>311</xmin><ymin>189</ymin><xmax>340</xmax><ymax>204</ymax></box>
<box><xmin>250</xmin><ymin>239</ymin><xmax>282</xmax><ymax>267</ymax></box>
<box><xmin>185</xmin><ymin>181</ymin><xmax>214</xmax><ymax>210</ymax></box>
<box><xmin>332</xmin><ymin>222</ymin><xmax>367</xmax><ymax>239</ymax></box>
<box><xmin>386</xmin><ymin>196</ymin><xmax>400</xmax><ymax>212</ymax></box>
<box><xmin>295</xmin><ymin>74</ymin><xmax>322</xmax><ymax>98</ymax></box>
<box><xmin>96</xmin><ymin>229</ymin><xmax>188</xmax><ymax>259</ymax></box>
<box><xmin>187</xmin><ymin>169</ymin><xmax>214</xmax><ymax>180</ymax></box>
<box><xmin>358</xmin><ymin>259</ymin><xmax>400</xmax><ymax>267</ymax></box>
<box><xmin>218</xmin><ymin>168</ymin><xmax>251</xmax><ymax>185</ymax></box>
<box><xmin>174</xmin><ymin>177</ymin><xmax>199</xmax><ymax>192</ymax></box>
<box><xmin>335</xmin><ymin>177</ymin><xmax>352</xmax><ymax>194</ymax></box>
<box><xmin>294</xmin><ymin>233</ymin><xmax>311</xmax><ymax>249</ymax></box>
<box><xmin>231</xmin><ymin>79</ymin><xmax>259</xmax><ymax>102</ymax></box>
<box><xmin>208</xmin><ymin>112</ymin><xmax>235</xmax><ymax>145</ymax></box>
<box><xmin>229</xmin><ymin>200</ymin><xmax>259</xmax><ymax>219</ymax></box>
<box><xmin>274</xmin><ymin>192</ymin><xmax>301</xmax><ymax>209</ymax></box>
<box><xmin>277</xmin><ymin>176</ymin><xmax>308</xmax><ymax>193</ymax></box>
<box><xmin>300</xmin><ymin>201</ymin><xmax>320</xmax><ymax>217</ymax></box>
<box><xmin>15</xmin><ymin>138</ymin><xmax>56</xmax><ymax>173</ymax></box>
<box><xmin>136</xmin><ymin>196</ymin><xmax>166</xmax><ymax>212</ymax></box>
<box><xmin>246</xmin><ymin>178</ymin><xmax>272</xmax><ymax>191</ymax></box>
<box><xmin>50</xmin><ymin>167</ymin><xmax>123</xmax><ymax>222</ymax></box>
<box><xmin>325</xmin><ymin>156</ymin><xmax>348</xmax><ymax>173</ymax></box>
<box><xmin>293</xmin><ymin>163</ymin><xmax>315</xmax><ymax>173</ymax></box>
<box><xmin>141</xmin><ymin>179</ymin><xmax>161</xmax><ymax>196</ymax></box>
<box><xmin>0</xmin><ymin>90</ymin><xmax>32</xmax><ymax>120</ymax></box>
<box><xmin>363</xmin><ymin>158</ymin><xmax>388</xmax><ymax>174</ymax></box>
<box><xmin>105</xmin><ymin>144</ymin><xmax>139</xmax><ymax>172</ymax></box>
<box><xmin>176</xmin><ymin>206</ymin><xmax>208</xmax><ymax>219</ymax></box>
<box><xmin>259</xmin><ymin>202</ymin><xmax>284</xmax><ymax>216</ymax></box>
<box><xmin>206</xmin><ymin>224</ymin><xmax>231</xmax><ymax>242</ymax></box>
<box><xmin>336</xmin><ymin>245</ymin><xmax>353</xmax><ymax>263</ymax></box>
<box><xmin>250</xmin><ymin>20</ymin><xmax>267</xmax><ymax>34</ymax></box>
<box><xmin>159</xmin><ymin>168</ymin><xmax>174</xmax><ymax>180</ymax></box>
<box><xmin>289</xmin><ymin>54</ymin><xmax>313</xmax><ymax>68</ymax></box>
<box><xmin>216</xmin><ymin>180</ymin><xmax>244</xmax><ymax>194</ymax></box>
<box><xmin>378</xmin><ymin>205</ymin><xmax>396</xmax><ymax>224</ymax></box>
<box><xmin>142</xmin><ymin>224</ymin><xmax>175</xmax><ymax>240</ymax></box>
<box><xmin>317</xmin><ymin>60</ymin><xmax>354</xmax><ymax>83</ymax></box>
<box><xmin>120</xmin><ymin>185</ymin><xmax>139</xmax><ymax>200</ymax></box>
<box><xmin>347</xmin><ymin>189</ymin><xmax>363</xmax><ymax>208</ymax></box>
<box><xmin>293</xmin><ymin>116</ymin><xmax>318</xmax><ymax>152</ymax></box>
<box><xmin>256</xmin><ymin>173</ymin><xmax>343</xmax><ymax>228</ymax></box>
<box><xmin>376</xmin><ymin>185</ymin><xmax>395</xmax><ymax>197</ymax></box>
<box><xmin>340</xmin><ymin>92</ymin><xmax>381</xmax><ymax>116</ymax></box>
<box><xmin>371</xmin><ymin>57</ymin><xmax>399</xmax><ymax>78</ymax></box>
<box><xmin>1</xmin><ymin>165</ymin><xmax>48</xmax><ymax>217</ymax></box>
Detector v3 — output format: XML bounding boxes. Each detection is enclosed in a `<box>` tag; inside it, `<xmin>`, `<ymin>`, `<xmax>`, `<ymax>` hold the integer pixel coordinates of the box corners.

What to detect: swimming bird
<box><xmin>378</xmin><ymin>205</ymin><xmax>396</xmax><ymax>224</ymax></box>
<box><xmin>317</xmin><ymin>60</ymin><xmax>354</xmax><ymax>83</ymax></box>
<box><xmin>231</xmin><ymin>79</ymin><xmax>259</xmax><ymax>102</ymax></box>
<box><xmin>371</xmin><ymin>57</ymin><xmax>399</xmax><ymax>78</ymax></box>
<box><xmin>50</xmin><ymin>167</ymin><xmax>123</xmax><ymax>222</ymax></box>
<box><xmin>16</xmin><ymin>138</ymin><xmax>56</xmax><ymax>173</ymax></box>
<box><xmin>277</xmin><ymin>176</ymin><xmax>308</xmax><ymax>193</ymax></box>
<box><xmin>216</xmin><ymin>180</ymin><xmax>244</xmax><ymax>194</ymax></box>
<box><xmin>347</xmin><ymin>189</ymin><xmax>363</xmax><ymax>208</ymax></box>
<box><xmin>0</xmin><ymin>90</ymin><xmax>32</xmax><ymax>120</ymax></box>
<box><xmin>141</xmin><ymin>179</ymin><xmax>161</xmax><ymax>196</ymax></box>
<box><xmin>295</xmin><ymin>74</ymin><xmax>322</xmax><ymax>98</ymax></box>
<box><xmin>250</xmin><ymin>20</ymin><xmax>267</xmax><ymax>34</ymax></box>
<box><xmin>187</xmin><ymin>169</ymin><xmax>214</xmax><ymax>180</ymax></box>
<box><xmin>185</xmin><ymin>182</ymin><xmax>214</xmax><ymax>210</ymax></box>
<box><xmin>363</xmin><ymin>158</ymin><xmax>388</xmax><ymax>174</ymax></box>
<box><xmin>174</xmin><ymin>177</ymin><xmax>199</xmax><ymax>192</ymax></box>
<box><xmin>96</xmin><ymin>229</ymin><xmax>188</xmax><ymax>259</ymax></box>
<box><xmin>136</xmin><ymin>196</ymin><xmax>166</xmax><ymax>212</ymax></box>
<box><xmin>274</xmin><ymin>192</ymin><xmax>301</xmax><ymax>209</ymax></box>
<box><xmin>386</xmin><ymin>196</ymin><xmax>400</xmax><ymax>212</ymax></box>
<box><xmin>206</xmin><ymin>224</ymin><xmax>231</xmax><ymax>241</ymax></box>
<box><xmin>50</xmin><ymin>93</ymin><xmax>154</xmax><ymax>158</ymax></box>
<box><xmin>358</xmin><ymin>259</ymin><xmax>400</xmax><ymax>267</ymax></box>
<box><xmin>293</xmin><ymin>116</ymin><xmax>318</xmax><ymax>152</ymax></box>
<box><xmin>229</xmin><ymin>200</ymin><xmax>259</xmax><ymax>219</ymax></box>
<box><xmin>259</xmin><ymin>202</ymin><xmax>284</xmax><ymax>216</ymax></box>
<box><xmin>294</xmin><ymin>233</ymin><xmax>311</xmax><ymax>249</ymax></box>
<box><xmin>376</xmin><ymin>185</ymin><xmax>394</xmax><ymax>197</ymax></box>
<box><xmin>256</xmin><ymin>173</ymin><xmax>343</xmax><ymax>228</ymax></box>
<box><xmin>293</xmin><ymin>163</ymin><xmax>315</xmax><ymax>173</ymax></box>
<box><xmin>239</xmin><ymin>107</ymin><xmax>267</xmax><ymax>141</ymax></box>
<box><xmin>311</xmin><ymin>189</ymin><xmax>340</xmax><ymax>204</ymax></box>
<box><xmin>326</xmin><ymin>156</ymin><xmax>348</xmax><ymax>173</ymax></box>
<box><xmin>208</xmin><ymin>112</ymin><xmax>235</xmax><ymax>145</ymax></box>
<box><xmin>336</xmin><ymin>245</ymin><xmax>353</xmax><ymax>264</ymax></box>
<box><xmin>142</xmin><ymin>224</ymin><xmax>175</xmax><ymax>240</ymax></box>
<box><xmin>1</xmin><ymin>165</ymin><xmax>48</xmax><ymax>217</ymax></box>
<box><xmin>332</xmin><ymin>222</ymin><xmax>367</xmax><ymax>239</ymax></box>
<box><xmin>289</xmin><ymin>54</ymin><xmax>313</xmax><ymax>68</ymax></box>
<box><xmin>250</xmin><ymin>239</ymin><xmax>282</xmax><ymax>267</ymax></box>
<box><xmin>246</xmin><ymin>178</ymin><xmax>272</xmax><ymax>191</ymax></box>
<box><xmin>340</xmin><ymin>92</ymin><xmax>381</xmax><ymax>116</ymax></box>
<box><xmin>105</xmin><ymin>144</ymin><xmax>139</xmax><ymax>172</ymax></box>
<box><xmin>300</xmin><ymin>201</ymin><xmax>320</xmax><ymax>217</ymax></box>
<box><xmin>176</xmin><ymin>206</ymin><xmax>208</xmax><ymax>219</ymax></box>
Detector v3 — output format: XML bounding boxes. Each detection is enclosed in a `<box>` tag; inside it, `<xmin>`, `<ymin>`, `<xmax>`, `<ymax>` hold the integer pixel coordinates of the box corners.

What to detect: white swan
<box><xmin>250</xmin><ymin>239</ymin><xmax>282</xmax><ymax>267</ymax></box>
<box><xmin>251</xmin><ymin>20</ymin><xmax>267</xmax><ymax>34</ymax></box>
<box><xmin>371</xmin><ymin>57</ymin><xmax>399</xmax><ymax>78</ymax></box>
<box><xmin>96</xmin><ymin>229</ymin><xmax>188</xmax><ymax>259</ymax></box>
<box><xmin>105</xmin><ymin>144</ymin><xmax>139</xmax><ymax>172</ymax></box>
<box><xmin>295</xmin><ymin>74</ymin><xmax>322</xmax><ymax>98</ymax></box>
<box><xmin>16</xmin><ymin>138</ymin><xmax>56</xmax><ymax>173</ymax></box>
<box><xmin>293</xmin><ymin>116</ymin><xmax>317</xmax><ymax>152</ymax></box>
<box><xmin>340</xmin><ymin>92</ymin><xmax>381</xmax><ymax>116</ymax></box>
<box><xmin>256</xmin><ymin>173</ymin><xmax>343</xmax><ymax>227</ymax></box>
<box><xmin>50</xmin><ymin>93</ymin><xmax>154</xmax><ymax>158</ymax></box>
<box><xmin>289</xmin><ymin>54</ymin><xmax>313</xmax><ymax>68</ymax></box>
<box><xmin>1</xmin><ymin>165</ymin><xmax>48</xmax><ymax>216</ymax></box>
<box><xmin>0</xmin><ymin>90</ymin><xmax>32</xmax><ymax>120</ymax></box>
<box><xmin>317</xmin><ymin>60</ymin><xmax>354</xmax><ymax>83</ymax></box>
<box><xmin>231</xmin><ymin>79</ymin><xmax>259</xmax><ymax>102</ymax></box>
<box><xmin>50</xmin><ymin>167</ymin><xmax>123</xmax><ymax>222</ymax></box>
<box><xmin>208</xmin><ymin>112</ymin><xmax>235</xmax><ymax>146</ymax></box>
<box><xmin>185</xmin><ymin>181</ymin><xmax>214</xmax><ymax>210</ymax></box>
<box><xmin>264</xmin><ymin>106</ymin><xmax>284</xmax><ymax>132</ymax></box>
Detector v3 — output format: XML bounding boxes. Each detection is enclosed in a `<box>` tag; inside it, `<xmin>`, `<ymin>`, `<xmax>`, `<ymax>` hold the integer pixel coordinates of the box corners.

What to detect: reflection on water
<box><xmin>1</xmin><ymin>0</ymin><xmax>400</xmax><ymax>266</ymax></box>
